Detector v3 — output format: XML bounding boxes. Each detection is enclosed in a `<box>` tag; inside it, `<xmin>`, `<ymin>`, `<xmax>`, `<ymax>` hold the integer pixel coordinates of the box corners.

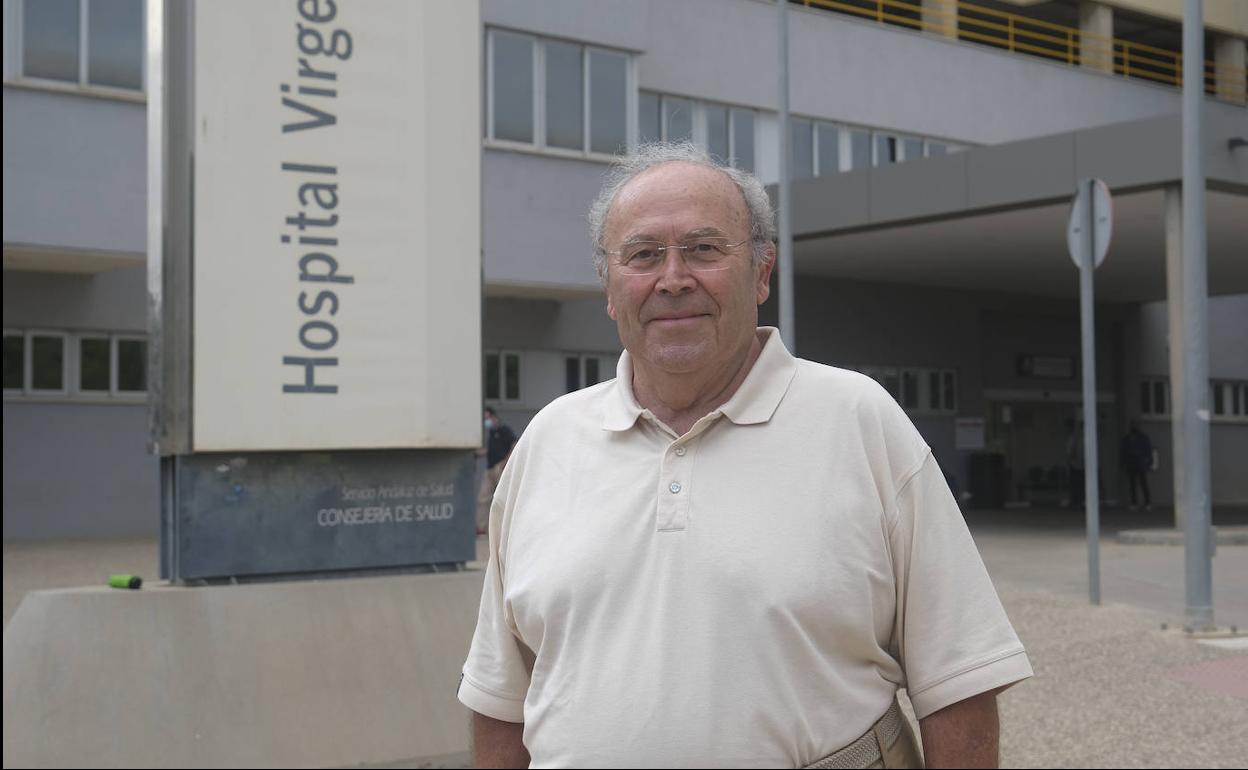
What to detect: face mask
<box><xmin>484</xmin><ymin>419</ymin><xmax>494</xmax><ymax>430</ymax></box>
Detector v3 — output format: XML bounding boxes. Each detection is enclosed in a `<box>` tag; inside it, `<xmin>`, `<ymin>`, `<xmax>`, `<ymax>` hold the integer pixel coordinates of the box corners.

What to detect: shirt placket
<box><xmin>654</xmin><ymin>412</ymin><xmax>720</xmax><ymax>532</ymax></box>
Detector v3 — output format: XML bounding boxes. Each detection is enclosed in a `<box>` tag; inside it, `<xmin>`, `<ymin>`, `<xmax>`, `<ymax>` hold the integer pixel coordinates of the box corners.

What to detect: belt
<box><xmin>803</xmin><ymin>699</ymin><xmax>904</xmax><ymax>769</ymax></box>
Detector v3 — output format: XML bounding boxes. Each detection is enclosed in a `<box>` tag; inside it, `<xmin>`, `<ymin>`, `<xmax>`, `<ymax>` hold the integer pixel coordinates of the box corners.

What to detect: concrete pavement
<box><xmin>4</xmin><ymin>507</ymin><xmax>1246</xmax><ymax>767</ymax></box>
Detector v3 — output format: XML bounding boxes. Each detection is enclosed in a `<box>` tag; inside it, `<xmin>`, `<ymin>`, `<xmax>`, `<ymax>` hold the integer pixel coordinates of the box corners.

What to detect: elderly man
<box><xmin>458</xmin><ymin>143</ymin><xmax>1031</xmax><ymax>768</ymax></box>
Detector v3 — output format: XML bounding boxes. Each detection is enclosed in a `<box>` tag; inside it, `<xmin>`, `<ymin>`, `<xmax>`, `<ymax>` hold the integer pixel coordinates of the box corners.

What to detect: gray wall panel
<box><xmin>1136</xmin><ymin>295</ymin><xmax>1248</xmax><ymax>379</ymax></box>
<box><xmin>2</xmin><ymin>88</ymin><xmax>145</xmax><ymax>254</ymax></box>
<box><xmin>868</xmin><ymin>152</ymin><xmax>969</xmax><ymax>223</ymax></box>
<box><xmin>483</xmin><ymin>296</ymin><xmax>619</xmax><ymax>353</ymax></box>
<box><xmin>966</xmin><ymin>134</ymin><xmax>1076</xmax><ymax>209</ymax></box>
<box><xmin>482</xmin><ymin>150</ymin><xmax>605</xmax><ymax>292</ymax></box>
<box><xmin>790</xmin><ymin>170</ymin><xmax>870</xmax><ymax>234</ymax></box>
<box><xmin>2</xmin><ymin>403</ymin><xmax>158</xmax><ymax>539</ymax></box>
<box><xmin>1074</xmin><ymin>116</ymin><xmax>1183</xmax><ymax>190</ymax></box>
<box><xmin>2</xmin><ymin>268</ymin><xmax>147</xmax><ymax>332</ymax></box>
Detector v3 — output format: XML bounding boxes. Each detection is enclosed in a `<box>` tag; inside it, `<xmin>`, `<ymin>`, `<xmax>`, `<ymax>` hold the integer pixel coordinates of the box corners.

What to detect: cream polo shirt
<box><xmin>459</xmin><ymin>328</ymin><xmax>1031</xmax><ymax>768</ymax></box>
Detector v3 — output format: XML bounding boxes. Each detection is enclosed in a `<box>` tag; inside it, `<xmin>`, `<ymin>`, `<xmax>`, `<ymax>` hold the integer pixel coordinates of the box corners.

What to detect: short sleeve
<box><xmin>458</xmin><ymin>510</ymin><xmax>532</xmax><ymax>723</ymax></box>
<box><xmin>888</xmin><ymin>453</ymin><xmax>1033</xmax><ymax>719</ymax></box>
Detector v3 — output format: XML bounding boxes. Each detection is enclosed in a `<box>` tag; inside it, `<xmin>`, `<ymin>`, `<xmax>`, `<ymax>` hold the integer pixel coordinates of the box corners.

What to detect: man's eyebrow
<box><xmin>620</xmin><ymin>227</ymin><xmax>729</xmax><ymax>244</ymax></box>
<box><xmin>683</xmin><ymin>227</ymin><xmax>729</xmax><ymax>238</ymax></box>
<box><xmin>620</xmin><ymin>232</ymin><xmax>663</xmax><ymax>245</ymax></box>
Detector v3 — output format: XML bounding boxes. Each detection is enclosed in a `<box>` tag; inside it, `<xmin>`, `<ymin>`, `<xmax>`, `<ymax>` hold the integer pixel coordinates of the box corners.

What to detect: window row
<box><xmin>1138</xmin><ymin>377</ymin><xmax>1247</xmax><ymax>420</ymax></box>
<box><xmin>565</xmin><ymin>353</ymin><xmax>615</xmax><ymax>394</ymax></box>
<box><xmin>1212</xmin><ymin>380</ymin><xmax>1247</xmax><ymax>420</ymax></box>
<box><xmin>485</xmin><ymin>349</ymin><xmax>620</xmax><ymax>404</ymax></box>
<box><xmin>3</xmin><ymin>330</ymin><xmax>147</xmax><ymax>397</ymax></box>
<box><xmin>486</xmin><ymin>28</ymin><xmax>630</xmax><ymax>157</ymax></box>
<box><xmin>859</xmin><ymin>365</ymin><xmax>958</xmax><ymax>414</ymax></box>
<box><xmin>639</xmin><ymin>92</ymin><xmax>755</xmax><ymax>172</ymax></box>
<box><xmin>11</xmin><ymin>0</ymin><xmax>144</xmax><ymax>92</ymax></box>
<box><xmin>789</xmin><ymin>117</ymin><xmax>960</xmax><ymax>179</ymax></box>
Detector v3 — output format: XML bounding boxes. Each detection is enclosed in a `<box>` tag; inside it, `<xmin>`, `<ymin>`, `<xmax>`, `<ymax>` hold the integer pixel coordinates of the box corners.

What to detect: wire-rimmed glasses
<box><xmin>605</xmin><ymin>236</ymin><xmax>750</xmax><ymax>276</ymax></box>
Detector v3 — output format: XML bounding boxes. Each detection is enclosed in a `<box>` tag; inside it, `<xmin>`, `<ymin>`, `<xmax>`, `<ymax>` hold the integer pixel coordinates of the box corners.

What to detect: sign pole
<box><xmin>1068</xmin><ymin>178</ymin><xmax>1112</xmax><ymax>606</ymax></box>
<box><xmin>1181</xmin><ymin>0</ymin><xmax>1214</xmax><ymax>631</ymax></box>
<box><xmin>1078</xmin><ymin>178</ymin><xmax>1101</xmax><ymax>605</ymax></box>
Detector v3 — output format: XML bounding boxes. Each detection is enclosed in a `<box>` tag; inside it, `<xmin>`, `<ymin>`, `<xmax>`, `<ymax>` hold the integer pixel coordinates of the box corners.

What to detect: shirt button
<box><xmin>674</xmin><ymin>446</ymin><xmax>687</xmax><ymax>456</ymax></box>
<box><xmin>669</xmin><ymin>482</ymin><xmax>682</xmax><ymax>494</ymax></box>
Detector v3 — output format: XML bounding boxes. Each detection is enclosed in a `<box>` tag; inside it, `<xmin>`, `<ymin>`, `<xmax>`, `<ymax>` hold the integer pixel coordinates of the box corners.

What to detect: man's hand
<box><xmin>918</xmin><ymin>690</ymin><xmax>1001</xmax><ymax>768</ymax></box>
<box><xmin>472</xmin><ymin>711</ymin><xmax>529</xmax><ymax>769</ymax></box>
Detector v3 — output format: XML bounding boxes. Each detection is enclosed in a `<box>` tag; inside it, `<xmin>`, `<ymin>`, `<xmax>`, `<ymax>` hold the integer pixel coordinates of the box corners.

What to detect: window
<box><xmin>589</xmin><ymin>49</ymin><xmax>627</xmax><ymax>154</ymax></box>
<box><xmin>816</xmin><ymin>123</ymin><xmax>840</xmax><ymax>176</ymax></box>
<box><xmin>640</xmin><ymin>93</ymin><xmax>756</xmax><ymax>170</ymax></box>
<box><xmin>730</xmin><ymin>108</ymin><xmax>755</xmax><ymax>172</ymax></box>
<box><xmin>639</xmin><ymin>92</ymin><xmax>661</xmax><ymax>143</ymax></box>
<box><xmin>563</xmin><ymin>354</ymin><xmax>611</xmax><ymax>394</ymax></box>
<box><xmin>4</xmin><ymin>330</ymin><xmax>147</xmax><ymax>399</ymax></box>
<box><xmin>848</xmin><ymin>128</ymin><xmax>871</xmax><ymax>171</ymax></box>
<box><xmin>3</xmin><ymin>332</ymin><xmax>25</xmax><ymax>391</ymax></box>
<box><xmin>875</xmin><ymin>133</ymin><xmax>898</xmax><ymax>166</ymax></box>
<box><xmin>544</xmin><ymin>40</ymin><xmax>582</xmax><ymax>150</ymax></box>
<box><xmin>484</xmin><ymin>351</ymin><xmax>522</xmax><ymax>403</ymax></box>
<box><xmin>79</xmin><ymin>336</ymin><xmax>110</xmax><ymax>392</ymax></box>
<box><xmin>705</xmin><ymin>104</ymin><xmax>729</xmax><ymax>163</ymax></box>
<box><xmin>1140</xmin><ymin>377</ymin><xmax>1169</xmax><ymax>417</ymax></box>
<box><xmin>486</xmin><ymin>29</ymin><xmax>630</xmax><ymax>158</ymax></box>
<box><xmin>490</xmin><ymin>31</ymin><xmax>534</xmax><ymax>143</ymax></box>
<box><xmin>663</xmin><ymin>96</ymin><xmax>694</xmax><ymax>141</ymax></box>
<box><xmin>1211</xmin><ymin>380</ymin><xmax>1248</xmax><ymax>421</ymax></box>
<box><xmin>116</xmin><ymin>336</ymin><xmax>146</xmax><ymax>392</ymax></box>
<box><xmin>861</xmin><ymin>364</ymin><xmax>956</xmax><ymax>414</ymax></box>
<box><xmin>17</xmin><ymin>0</ymin><xmax>144</xmax><ymax>92</ymax></box>
<box><xmin>30</xmin><ymin>333</ymin><xmax>66</xmax><ymax>393</ymax></box>
<box><xmin>790</xmin><ymin>117</ymin><xmax>813</xmax><ymax>179</ymax></box>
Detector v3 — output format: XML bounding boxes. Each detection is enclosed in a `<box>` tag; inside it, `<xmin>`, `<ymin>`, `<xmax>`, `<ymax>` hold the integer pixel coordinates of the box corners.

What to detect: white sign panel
<box><xmin>1067</xmin><ymin>178</ymin><xmax>1112</xmax><ymax>269</ymax></box>
<box><xmin>192</xmin><ymin>1</ymin><xmax>480</xmax><ymax>451</ymax></box>
<box><xmin>955</xmin><ymin>418</ymin><xmax>986</xmax><ymax>451</ymax></box>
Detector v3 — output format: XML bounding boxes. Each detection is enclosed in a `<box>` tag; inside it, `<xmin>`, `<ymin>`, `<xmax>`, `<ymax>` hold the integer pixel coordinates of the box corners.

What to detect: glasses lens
<box><xmin>615</xmin><ymin>238</ymin><xmax>742</xmax><ymax>274</ymax></box>
<box><xmin>619</xmin><ymin>242</ymin><xmax>665</xmax><ymax>274</ymax></box>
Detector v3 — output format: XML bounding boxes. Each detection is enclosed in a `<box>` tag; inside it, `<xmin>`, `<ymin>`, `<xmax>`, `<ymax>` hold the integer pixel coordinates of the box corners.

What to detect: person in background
<box><xmin>1121</xmin><ymin>421</ymin><xmax>1154</xmax><ymax>511</ymax></box>
<box><xmin>475</xmin><ymin>407</ymin><xmax>517</xmax><ymax>537</ymax></box>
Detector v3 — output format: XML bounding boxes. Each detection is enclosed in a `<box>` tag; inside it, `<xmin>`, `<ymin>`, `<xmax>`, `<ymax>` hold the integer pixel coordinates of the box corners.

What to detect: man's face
<box><xmin>602</xmin><ymin>162</ymin><xmax>773</xmax><ymax>377</ymax></box>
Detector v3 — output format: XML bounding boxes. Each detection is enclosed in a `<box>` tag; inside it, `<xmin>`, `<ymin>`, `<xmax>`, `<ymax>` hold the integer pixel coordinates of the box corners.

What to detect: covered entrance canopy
<box><xmin>786</xmin><ymin>104</ymin><xmax>1248</xmax><ymax>302</ymax></box>
<box><xmin>780</xmin><ymin>104</ymin><xmax>1247</xmax><ymax>514</ymax></box>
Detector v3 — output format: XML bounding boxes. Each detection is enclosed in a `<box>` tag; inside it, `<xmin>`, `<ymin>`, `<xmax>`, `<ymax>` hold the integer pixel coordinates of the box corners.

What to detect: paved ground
<box><xmin>5</xmin><ymin>506</ymin><xmax>1247</xmax><ymax>767</ymax></box>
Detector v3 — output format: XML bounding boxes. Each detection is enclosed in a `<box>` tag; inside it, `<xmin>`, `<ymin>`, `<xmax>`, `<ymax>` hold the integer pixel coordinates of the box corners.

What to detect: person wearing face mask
<box><xmin>475</xmin><ymin>407</ymin><xmax>517</xmax><ymax>537</ymax></box>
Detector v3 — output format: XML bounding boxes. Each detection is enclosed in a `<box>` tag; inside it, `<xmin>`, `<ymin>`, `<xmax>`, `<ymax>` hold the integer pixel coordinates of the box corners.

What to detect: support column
<box><xmin>1164</xmin><ymin>186</ymin><xmax>1185</xmax><ymax>527</ymax></box>
<box><xmin>922</xmin><ymin>0</ymin><xmax>957</xmax><ymax>39</ymax></box>
<box><xmin>1214</xmin><ymin>35</ymin><xmax>1247</xmax><ymax>105</ymax></box>
<box><xmin>1080</xmin><ymin>1</ymin><xmax>1115</xmax><ymax>74</ymax></box>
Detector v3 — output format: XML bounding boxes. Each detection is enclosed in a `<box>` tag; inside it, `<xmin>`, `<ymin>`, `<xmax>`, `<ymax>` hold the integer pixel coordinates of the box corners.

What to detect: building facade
<box><xmin>4</xmin><ymin>0</ymin><xmax>1247</xmax><ymax>538</ymax></box>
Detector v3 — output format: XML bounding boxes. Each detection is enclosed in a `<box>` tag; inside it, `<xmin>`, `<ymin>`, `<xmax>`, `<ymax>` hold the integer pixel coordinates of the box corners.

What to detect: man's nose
<box><xmin>654</xmin><ymin>247</ymin><xmax>697</xmax><ymax>295</ymax></box>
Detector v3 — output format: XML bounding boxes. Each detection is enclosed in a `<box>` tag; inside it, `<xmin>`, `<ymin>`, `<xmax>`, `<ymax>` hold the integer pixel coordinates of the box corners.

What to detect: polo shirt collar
<box><xmin>601</xmin><ymin>327</ymin><xmax>798</xmax><ymax>431</ymax></box>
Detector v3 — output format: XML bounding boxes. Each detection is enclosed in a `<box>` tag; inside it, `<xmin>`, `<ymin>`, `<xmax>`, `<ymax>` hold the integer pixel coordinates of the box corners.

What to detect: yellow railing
<box><xmin>801</xmin><ymin>0</ymin><xmax>1247</xmax><ymax>99</ymax></box>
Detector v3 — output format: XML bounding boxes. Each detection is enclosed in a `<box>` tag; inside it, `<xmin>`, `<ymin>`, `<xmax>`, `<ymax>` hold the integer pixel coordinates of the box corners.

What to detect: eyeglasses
<box><xmin>605</xmin><ymin>236</ymin><xmax>750</xmax><ymax>275</ymax></box>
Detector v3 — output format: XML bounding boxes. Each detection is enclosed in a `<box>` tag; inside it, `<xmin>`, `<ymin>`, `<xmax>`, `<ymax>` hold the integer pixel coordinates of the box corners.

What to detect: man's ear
<box><xmin>607</xmin><ymin>295</ymin><xmax>617</xmax><ymax>321</ymax></box>
<box><xmin>755</xmin><ymin>243</ymin><xmax>776</xmax><ymax>305</ymax></box>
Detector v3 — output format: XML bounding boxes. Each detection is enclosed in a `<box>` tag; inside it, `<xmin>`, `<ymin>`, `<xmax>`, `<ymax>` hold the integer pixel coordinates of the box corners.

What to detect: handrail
<box><xmin>800</xmin><ymin>0</ymin><xmax>1246</xmax><ymax>99</ymax></box>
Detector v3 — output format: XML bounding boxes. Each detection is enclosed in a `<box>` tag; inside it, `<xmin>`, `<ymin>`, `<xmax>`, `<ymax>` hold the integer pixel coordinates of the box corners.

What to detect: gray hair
<box><xmin>588</xmin><ymin>141</ymin><xmax>777</xmax><ymax>284</ymax></box>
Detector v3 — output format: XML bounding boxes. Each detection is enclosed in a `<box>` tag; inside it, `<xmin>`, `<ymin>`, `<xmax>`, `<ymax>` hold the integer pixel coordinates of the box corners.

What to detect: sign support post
<box><xmin>1068</xmin><ymin>177</ymin><xmax>1113</xmax><ymax>605</ymax></box>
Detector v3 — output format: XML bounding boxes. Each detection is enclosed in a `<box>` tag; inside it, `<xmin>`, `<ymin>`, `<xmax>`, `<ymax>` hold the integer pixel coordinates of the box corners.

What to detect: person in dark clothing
<box><xmin>1121</xmin><ymin>421</ymin><xmax>1154</xmax><ymax>511</ymax></box>
<box><xmin>476</xmin><ymin>407</ymin><xmax>518</xmax><ymax>536</ymax></box>
<box><xmin>1066</xmin><ymin>419</ymin><xmax>1085</xmax><ymax>508</ymax></box>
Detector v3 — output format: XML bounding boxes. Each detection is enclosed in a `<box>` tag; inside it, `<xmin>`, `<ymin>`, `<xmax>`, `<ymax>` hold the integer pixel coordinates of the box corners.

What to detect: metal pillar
<box><xmin>1078</xmin><ymin>180</ymin><xmax>1101</xmax><ymax>606</ymax></box>
<box><xmin>777</xmin><ymin>0</ymin><xmax>796</xmax><ymax>352</ymax></box>
<box><xmin>1181</xmin><ymin>0</ymin><xmax>1214</xmax><ymax>630</ymax></box>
